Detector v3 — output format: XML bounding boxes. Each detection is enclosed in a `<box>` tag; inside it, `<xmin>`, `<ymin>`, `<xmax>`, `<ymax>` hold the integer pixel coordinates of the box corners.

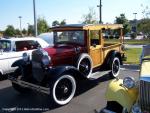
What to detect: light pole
<box><xmin>27</xmin><ymin>23</ymin><xmax>30</xmax><ymax>36</ymax></box>
<box><xmin>97</xmin><ymin>0</ymin><xmax>102</xmax><ymax>24</ymax></box>
<box><xmin>33</xmin><ymin>0</ymin><xmax>37</xmax><ymax>37</ymax></box>
<box><xmin>133</xmin><ymin>13</ymin><xmax>137</xmax><ymax>34</ymax></box>
<box><xmin>18</xmin><ymin>16</ymin><xmax>22</xmax><ymax>35</ymax></box>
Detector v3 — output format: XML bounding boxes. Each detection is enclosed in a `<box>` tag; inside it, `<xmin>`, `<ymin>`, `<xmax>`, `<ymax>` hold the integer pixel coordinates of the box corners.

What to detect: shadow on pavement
<box><xmin>0</xmin><ymin>74</ymin><xmax>113</xmax><ymax>113</ymax></box>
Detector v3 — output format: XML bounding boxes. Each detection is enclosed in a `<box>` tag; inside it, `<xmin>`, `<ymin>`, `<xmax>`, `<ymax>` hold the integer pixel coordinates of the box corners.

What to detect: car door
<box><xmin>89</xmin><ymin>30</ymin><xmax>103</xmax><ymax>68</ymax></box>
<box><xmin>0</xmin><ymin>40</ymin><xmax>11</xmax><ymax>75</ymax></box>
<box><xmin>0</xmin><ymin>52</ymin><xmax>10</xmax><ymax>74</ymax></box>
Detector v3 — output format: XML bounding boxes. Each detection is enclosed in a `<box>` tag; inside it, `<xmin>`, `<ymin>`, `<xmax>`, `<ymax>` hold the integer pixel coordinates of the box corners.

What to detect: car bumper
<box><xmin>8</xmin><ymin>76</ymin><xmax>50</xmax><ymax>95</ymax></box>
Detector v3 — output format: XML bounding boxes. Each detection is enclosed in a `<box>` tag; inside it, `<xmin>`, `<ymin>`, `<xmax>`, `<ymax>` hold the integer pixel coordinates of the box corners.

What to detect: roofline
<box><xmin>50</xmin><ymin>24</ymin><xmax>123</xmax><ymax>31</ymax></box>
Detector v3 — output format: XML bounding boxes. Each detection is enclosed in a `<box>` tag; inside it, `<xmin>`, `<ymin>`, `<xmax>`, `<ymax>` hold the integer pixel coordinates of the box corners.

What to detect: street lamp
<box><xmin>97</xmin><ymin>0</ymin><xmax>102</xmax><ymax>24</ymax></box>
<box><xmin>133</xmin><ymin>13</ymin><xmax>137</xmax><ymax>33</ymax></box>
<box><xmin>33</xmin><ymin>0</ymin><xmax>37</xmax><ymax>37</ymax></box>
<box><xmin>18</xmin><ymin>16</ymin><xmax>22</xmax><ymax>35</ymax></box>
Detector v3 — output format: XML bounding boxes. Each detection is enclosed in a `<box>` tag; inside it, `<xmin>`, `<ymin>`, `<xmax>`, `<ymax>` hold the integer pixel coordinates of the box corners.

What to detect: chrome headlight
<box><xmin>131</xmin><ymin>104</ymin><xmax>142</xmax><ymax>113</ymax></box>
<box><xmin>123</xmin><ymin>77</ymin><xmax>135</xmax><ymax>89</ymax></box>
<box><xmin>42</xmin><ymin>54</ymin><xmax>51</xmax><ymax>66</ymax></box>
<box><xmin>23</xmin><ymin>52</ymin><xmax>29</xmax><ymax>62</ymax></box>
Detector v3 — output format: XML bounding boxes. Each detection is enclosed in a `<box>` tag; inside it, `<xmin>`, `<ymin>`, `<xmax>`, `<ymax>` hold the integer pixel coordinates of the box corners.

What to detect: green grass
<box><xmin>105</xmin><ymin>39</ymin><xmax>150</xmax><ymax>45</ymax></box>
<box><xmin>124</xmin><ymin>48</ymin><xmax>142</xmax><ymax>64</ymax></box>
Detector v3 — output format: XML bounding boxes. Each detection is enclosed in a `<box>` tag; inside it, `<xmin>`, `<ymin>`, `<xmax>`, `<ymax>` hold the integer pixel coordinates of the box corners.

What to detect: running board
<box><xmin>8</xmin><ymin>76</ymin><xmax>50</xmax><ymax>95</ymax></box>
<box><xmin>89</xmin><ymin>70</ymin><xmax>111</xmax><ymax>80</ymax></box>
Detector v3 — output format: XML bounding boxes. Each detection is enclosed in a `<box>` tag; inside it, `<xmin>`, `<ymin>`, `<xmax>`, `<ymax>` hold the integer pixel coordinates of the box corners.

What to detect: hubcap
<box><xmin>55</xmin><ymin>78</ymin><xmax>73</xmax><ymax>101</ymax></box>
<box><xmin>79</xmin><ymin>58</ymin><xmax>91</xmax><ymax>76</ymax></box>
<box><xmin>112</xmin><ymin>59</ymin><xmax>120</xmax><ymax>75</ymax></box>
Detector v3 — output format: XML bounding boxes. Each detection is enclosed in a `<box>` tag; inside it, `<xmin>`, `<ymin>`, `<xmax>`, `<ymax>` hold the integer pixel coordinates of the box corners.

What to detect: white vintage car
<box><xmin>0</xmin><ymin>37</ymin><xmax>49</xmax><ymax>76</ymax></box>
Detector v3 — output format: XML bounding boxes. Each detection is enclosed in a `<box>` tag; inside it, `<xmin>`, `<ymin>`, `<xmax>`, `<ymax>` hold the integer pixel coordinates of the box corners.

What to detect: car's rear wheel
<box><xmin>50</xmin><ymin>74</ymin><xmax>76</xmax><ymax>105</ymax></box>
<box><xmin>77</xmin><ymin>54</ymin><xmax>93</xmax><ymax>78</ymax></box>
<box><xmin>109</xmin><ymin>57</ymin><xmax>120</xmax><ymax>78</ymax></box>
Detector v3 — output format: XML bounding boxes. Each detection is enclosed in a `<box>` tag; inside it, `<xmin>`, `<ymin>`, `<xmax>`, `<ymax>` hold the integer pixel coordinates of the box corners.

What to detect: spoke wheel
<box><xmin>79</xmin><ymin>58</ymin><xmax>91</xmax><ymax>76</ymax></box>
<box><xmin>110</xmin><ymin>57</ymin><xmax>120</xmax><ymax>77</ymax></box>
<box><xmin>51</xmin><ymin>75</ymin><xmax>76</xmax><ymax>105</ymax></box>
<box><xmin>77</xmin><ymin>54</ymin><xmax>92</xmax><ymax>78</ymax></box>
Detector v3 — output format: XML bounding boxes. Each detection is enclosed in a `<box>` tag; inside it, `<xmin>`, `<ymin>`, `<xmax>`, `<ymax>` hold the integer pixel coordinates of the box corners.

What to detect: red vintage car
<box><xmin>9</xmin><ymin>24</ymin><xmax>126</xmax><ymax>105</ymax></box>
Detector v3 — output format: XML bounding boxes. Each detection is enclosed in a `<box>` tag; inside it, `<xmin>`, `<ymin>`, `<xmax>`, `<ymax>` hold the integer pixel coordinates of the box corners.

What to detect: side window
<box><xmin>15</xmin><ymin>40</ymin><xmax>39</xmax><ymax>52</ymax></box>
<box><xmin>90</xmin><ymin>30</ymin><xmax>100</xmax><ymax>46</ymax></box>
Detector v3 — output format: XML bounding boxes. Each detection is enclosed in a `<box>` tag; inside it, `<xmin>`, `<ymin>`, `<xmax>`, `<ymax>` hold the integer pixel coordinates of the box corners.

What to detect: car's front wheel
<box><xmin>50</xmin><ymin>74</ymin><xmax>76</xmax><ymax>105</ymax></box>
<box><xmin>109</xmin><ymin>57</ymin><xmax>120</xmax><ymax>78</ymax></box>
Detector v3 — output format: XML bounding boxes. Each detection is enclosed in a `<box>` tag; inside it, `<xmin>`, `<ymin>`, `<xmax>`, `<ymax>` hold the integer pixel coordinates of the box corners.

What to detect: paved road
<box><xmin>125</xmin><ymin>44</ymin><xmax>144</xmax><ymax>48</ymax></box>
<box><xmin>0</xmin><ymin>65</ymin><xmax>139</xmax><ymax>113</ymax></box>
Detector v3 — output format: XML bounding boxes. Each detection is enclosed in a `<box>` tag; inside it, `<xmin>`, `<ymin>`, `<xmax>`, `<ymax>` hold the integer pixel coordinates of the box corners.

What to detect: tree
<box><xmin>28</xmin><ymin>25</ymin><xmax>34</xmax><ymax>36</ymax></box>
<box><xmin>4</xmin><ymin>25</ymin><xmax>16</xmax><ymax>37</ymax></box>
<box><xmin>52</xmin><ymin>20</ymin><xmax>60</xmax><ymax>26</ymax></box>
<box><xmin>15</xmin><ymin>29</ymin><xmax>21</xmax><ymax>36</ymax></box>
<box><xmin>60</xmin><ymin>19</ymin><xmax>66</xmax><ymax>25</ymax></box>
<box><xmin>52</xmin><ymin>20</ymin><xmax>67</xmax><ymax>26</ymax></box>
<box><xmin>115</xmin><ymin>14</ymin><xmax>131</xmax><ymax>35</ymax></box>
<box><xmin>37</xmin><ymin>17</ymin><xmax>49</xmax><ymax>34</ymax></box>
<box><xmin>81</xmin><ymin>7</ymin><xmax>98</xmax><ymax>24</ymax></box>
<box><xmin>137</xmin><ymin>18</ymin><xmax>150</xmax><ymax>34</ymax></box>
<box><xmin>22</xmin><ymin>28</ymin><xmax>27</xmax><ymax>35</ymax></box>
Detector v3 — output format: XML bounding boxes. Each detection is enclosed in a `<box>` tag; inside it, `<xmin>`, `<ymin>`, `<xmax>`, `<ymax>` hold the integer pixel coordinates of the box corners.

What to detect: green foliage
<box><xmin>52</xmin><ymin>19</ymin><xmax>66</xmax><ymax>26</ymax></box>
<box><xmin>4</xmin><ymin>25</ymin><xmax>16</xmax><ymax>37</ymax></box>
<box><xmin>137</xmin><ymin>18</ymin><xmax>150</xmax><ymax>34</ymax></box>
<box><xmin>115</xmin><ymin>14</ymin><xmax>131</xmax><ymax>35</ymax></box>
<box><xmin>22</xmin><ymin>28</ymin><xmax>27</xmax><ymax>35</ymax></box>
<box><xmin>60</xmin><ymin>19</ymin><xmax>66</xmax><ymax>25</ymax></box>
<box><xmin>28</xmin><ymin>25</ymin><xmax>34</xmax><ymax>36</ymax></box>
<box><xmin>37</xmin><ymin>17</ymin><xmax>49</xmax><ymax>34</ymax></box>
<box><xmin>52</xmin><ymin>20</ymin><xmax>59</xmax><ymax>26</ymax></box>
<box><xmin>82</xmin><ymin>7</ymin><xmax>98</xmax><ymax>24</ymax></box>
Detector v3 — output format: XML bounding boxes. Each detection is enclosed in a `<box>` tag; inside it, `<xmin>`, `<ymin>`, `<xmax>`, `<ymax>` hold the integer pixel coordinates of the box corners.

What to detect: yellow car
<box><xmin>102</xmin><ymin>45</ymin><xmax>150</xmax><ymax>113</ymax></box>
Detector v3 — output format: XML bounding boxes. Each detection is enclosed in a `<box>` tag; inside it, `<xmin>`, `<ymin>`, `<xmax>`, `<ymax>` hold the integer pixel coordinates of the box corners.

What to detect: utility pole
<box><xmin>18</xmin><ymin>16</ymin><xmax>22</xmax><ymax>35</ymax></box>
<box><xmin>33</xmin><ymin>0</ymin><xmax>37</xmax><ymax>37</ymax></box>
<box><xmin>97</xmin><ymin>0</ymin><xmax>102</xmax><ymax>24</ymax></box>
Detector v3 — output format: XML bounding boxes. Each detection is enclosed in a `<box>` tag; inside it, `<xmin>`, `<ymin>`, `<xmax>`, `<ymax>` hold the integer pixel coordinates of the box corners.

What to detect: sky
<box><xmin>0</xmin><ymin>0</ymin><xmax>149</xmax><ymax>30</ymax></box>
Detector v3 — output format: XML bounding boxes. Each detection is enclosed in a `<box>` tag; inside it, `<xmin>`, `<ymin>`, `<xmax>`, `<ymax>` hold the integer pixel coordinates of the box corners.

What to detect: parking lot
<box><xmin>0</xmin><ymin>65</ymin><xmax>139</xmax><ymax>113</ymax></box>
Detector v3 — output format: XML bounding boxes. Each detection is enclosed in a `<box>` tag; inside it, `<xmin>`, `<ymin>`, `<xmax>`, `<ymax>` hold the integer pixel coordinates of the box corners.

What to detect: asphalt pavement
<box><xmin>0</xmin><ymin>65</ymin><xmax>139</xmax><ymax>113</ymax></box>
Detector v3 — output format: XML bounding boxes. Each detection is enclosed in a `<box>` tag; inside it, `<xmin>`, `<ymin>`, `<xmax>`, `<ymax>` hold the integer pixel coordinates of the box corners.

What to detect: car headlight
<box><xmin>131</xmin><ymin>104</ymin><xmax>142</xmax><ymax>113</ymax></box>
<box><xmin>42</xmin><ymin>55</ymin><xmax>51</xmax><ymax>66</ymax></box>
<box><xmin>23</xmin><ymin>52</ymin><xmax>29</xmax><ymax>62</ymax></box>
<box><xmin>123</xmin><ymin>77</ymin><xmax>135</xmax><ymax>89</ymax></box>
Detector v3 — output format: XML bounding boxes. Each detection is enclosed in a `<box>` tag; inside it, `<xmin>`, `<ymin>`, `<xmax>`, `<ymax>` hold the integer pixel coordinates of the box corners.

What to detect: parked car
<box><xmin>102</xmin><ymin>45</ymin><xmax>150</xmax><ymax>113</ymax></box>
<box><xmin>38</xmin><ymin>32</ymin><xmax>53</xmax><ymax>46</ymax></box>
<box><xmin>9</xmin><ymin>24</ymin><xmax>126</xmax><ymax>106</ymax></box>
<box><xmin>0</xmin><ymin>37</ymin><xmax>49</xmax><ymax>76</ymax></box>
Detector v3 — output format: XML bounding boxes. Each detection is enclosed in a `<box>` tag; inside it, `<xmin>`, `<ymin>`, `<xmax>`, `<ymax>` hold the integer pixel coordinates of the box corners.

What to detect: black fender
<box><xmin>11</xmin><ymin>59</ymin><xmax>25</xmax><ymax>68</ymax></box>
<box><xmin>105</xmin><ymin>50</ymin><xmax>123</xmax><ymax>66</ymax></box>
<box><xmin>46</xmin><ymin>66</ymin><xmax>85</xmax><ymax>81</ymax></box>
<box><xmin>11</xmin><ymin>59</ymin><xmax>32</xmax><ymax>78</ymax></box>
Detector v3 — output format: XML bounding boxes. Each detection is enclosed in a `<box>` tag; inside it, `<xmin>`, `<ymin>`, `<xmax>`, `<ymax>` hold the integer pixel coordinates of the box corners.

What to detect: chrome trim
<box><xmin>8</xmin><ymin>76</ymin><xmax>50</xmax><ymax>95</ymax></box>
<box><xmin>139</xmin><ymin>80</ymin><xmax>150</xmax><ymax>111</ymax></box>
<box><xmin>101</xmin><ymin>109</ymin><xmax>116</xmax><ymax>113</ymax></box>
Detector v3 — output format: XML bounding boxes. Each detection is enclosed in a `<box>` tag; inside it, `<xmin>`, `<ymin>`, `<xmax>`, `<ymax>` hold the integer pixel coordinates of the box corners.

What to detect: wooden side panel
<box><xmin>90</xmin><ymin>45</ymin><xmax>102</xmax><ymax>68</ymax></box>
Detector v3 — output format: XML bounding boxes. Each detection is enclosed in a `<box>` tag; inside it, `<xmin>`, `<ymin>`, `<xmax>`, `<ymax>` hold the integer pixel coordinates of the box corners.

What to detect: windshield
<box><xmin>0</xmin><ymin>40</ymin><xmax>11</xmax><ymax>52</ymax></box>
<box><xmin>54</xmin><ymin>31</ymin><xmax>84</xmax><ymax>45</ymax></box>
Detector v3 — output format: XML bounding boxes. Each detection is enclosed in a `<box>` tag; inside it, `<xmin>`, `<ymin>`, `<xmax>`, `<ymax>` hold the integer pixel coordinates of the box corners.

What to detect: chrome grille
<box><xmin>140</xmin><ymin>80</ymin><xmax>150</xmax><ymax>111</ymax></box>
<box><xmin>32</xmin><ymin>49</ymin><xmax>45</xmax><ymax>82</ymax></box>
